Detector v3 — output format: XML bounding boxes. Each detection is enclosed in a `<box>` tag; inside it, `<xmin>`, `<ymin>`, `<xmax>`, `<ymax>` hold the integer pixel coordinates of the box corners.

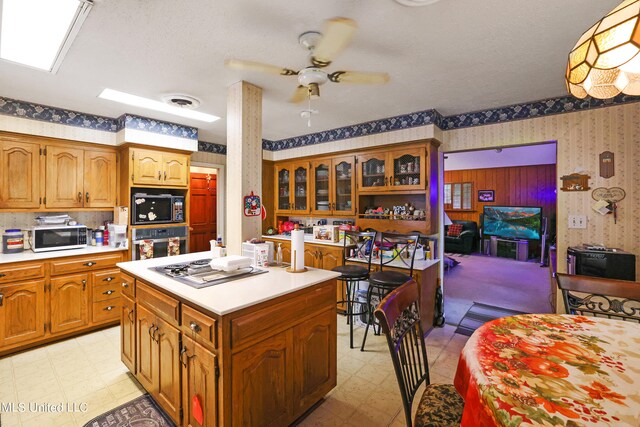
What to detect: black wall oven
<box><xmin>131</xmin><ymin>226</ymin><xmax>188</xmax><ymax>260</ymax></box>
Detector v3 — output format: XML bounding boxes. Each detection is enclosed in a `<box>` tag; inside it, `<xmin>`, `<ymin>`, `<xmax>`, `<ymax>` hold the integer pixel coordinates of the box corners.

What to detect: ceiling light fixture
<box><xmin>98</xmin><ymin>89</ymin><xmax>220</xmax><ymax>123</ymax></box>
<box><xmin>566</xmin><ymin>0</ymin><xmax>640</xmax><ymax>99</ymax></box>
<box><xmin>0</xmin><ymin>0</ymin><xmax>93</xmax><ymax>73</ymax></box>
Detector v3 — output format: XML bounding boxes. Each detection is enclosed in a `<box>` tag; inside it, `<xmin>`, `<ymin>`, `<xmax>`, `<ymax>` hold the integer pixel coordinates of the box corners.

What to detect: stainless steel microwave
<box><xmin>31</xmin><ymin>225</ymin><xmax>88</xmax><ymax>252</ymax></box>
<box><xmin>131</xmin><ymin>193</ymin><xmax>185</xmax><ymax>225</ymax></box>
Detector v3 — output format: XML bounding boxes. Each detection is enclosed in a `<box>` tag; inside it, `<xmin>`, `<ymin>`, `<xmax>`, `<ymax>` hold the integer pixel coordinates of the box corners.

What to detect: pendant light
<box><xmin>566</xmin><ymin>0</ymin><xmax>640</xmax><ymax>99</ymax></box>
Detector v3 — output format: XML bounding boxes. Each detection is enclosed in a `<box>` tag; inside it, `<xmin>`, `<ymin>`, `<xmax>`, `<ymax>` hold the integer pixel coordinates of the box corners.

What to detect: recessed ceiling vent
<box><xmin>394</xmin><ymin>0</ymin><xmax>441</xmax><ymax>6</ymax></box>
<box><xmin>161</xmin><ymin>94</ymin><xmax>201</xmax><ymax>109</ymax></box>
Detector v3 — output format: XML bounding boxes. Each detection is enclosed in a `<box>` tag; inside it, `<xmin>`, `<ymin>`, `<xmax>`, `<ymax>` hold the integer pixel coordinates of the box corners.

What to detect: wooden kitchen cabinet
<box><xmin>45</xmin><ymin>146</ymin><xmax>84</xmax><ymax>208</ymax></box>
<box><xmin>275</xmin><ymin>162</ymin><xmax>292</xmax><ymax>213</ymax></box>
<box><xmin>0</xmin><ymin>139</ymin><xmax>41</xmax><ymax>209</ymax></box>
<box><xmin>84</xmin><ymin>150</ymin><xmax>117</xmax><ymax>208</ymax></box>
<box><xmin>275</xmin><ymin>162</ymin><xmax>310</xmax><ymax>214</ymax></box>
<box><xmin>132</xmin><ymin>148</ymin><xmax>189</xmax><ymax>187</ymax></box>
<box><xmin>121</xmin><ymin>294</ymin><xmax>136</xmax><ymax>373</ymax></box>
<box><xmin>357</xmin><ymin>147</ymin><xmax>426</xmax><ymax>192</ymax></box>
<box><xmin>311</xmin><ymin>156</ymin><xmax>356</xmax><ymax>215</ymax></box>
<box><xmin>136</xmin><ymin>303</ymin><xmax>157</xmax><ymax>393</ymax></box>
<box><xmin>181</xmin><ymin>336</ymin><xmax>218</xmax><ymax>427</ymax></box>
<box><xmin>49</xmin><ymin>273</ymin><xmax>90</xmax><ymax>334</ymax></box>
<box><xmin>0</xmin><ymin>279</ymin><xmax>45</xmax><ymax>347</ymax></box>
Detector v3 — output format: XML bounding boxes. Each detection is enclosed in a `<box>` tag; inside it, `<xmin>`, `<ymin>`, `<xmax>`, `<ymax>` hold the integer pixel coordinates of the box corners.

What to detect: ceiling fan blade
<box><xmin>311</xmin><ymin>17</ymin><xmax>357</xmax><ymax>67</ymax></box>
<box><xmin>328</xmin><ymin>71</ymin><xmax>390</xmax><ymax>84</ymax></box>
<box><xmin>289</xmin><ymin>86</ymin><xmax>309</xmax><ymax>103</ymax></box>
<box><xmin>225</xmin><ymin>59</ymin><xmax>297</xmax><ymax>76</ymax></box>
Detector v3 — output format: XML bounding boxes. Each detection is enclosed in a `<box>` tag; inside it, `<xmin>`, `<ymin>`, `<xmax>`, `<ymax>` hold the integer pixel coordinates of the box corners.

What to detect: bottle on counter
<box><xmin>95</xmin><ymin>227</ymin><xmax>104</xmax><ymax>246</ymax></box>
<box><xmin>276</xmin><ymin>243</ymin><xmax>283</xmax><ymax>266</ymax></box>
<box><xmin>103</xmin><ymin>226</ymin><xmax>109</xmax><ymax>246</ymax></box>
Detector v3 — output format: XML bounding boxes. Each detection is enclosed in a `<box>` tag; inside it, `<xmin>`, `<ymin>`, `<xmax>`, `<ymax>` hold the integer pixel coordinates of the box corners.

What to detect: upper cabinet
<box><xmin>357</xmin><ymin>147</ymin><xmax>426</xmax><ymax>192</ymax></box>
<box><xmin>291</xmin><ymin>162</ymin><xmax>310</xmax><ymax>214</ymax></box>
<box><xmin>45</xmin><ymin>146</ymin><xmax>117</xmax><ymax>209</ymax></box>
<box><xmin>275</xmin><ymin>162</ymin><xmax>310</xmax><ymax>214</ymax></box>
<box><xmin>0</xmin><ymin>139</ymin><xmax>41</xmax><ymax>209</ymax></box>
<box><xmin>132</xmin><ymin>148</ymin><xmax>189</xmax><ymax>187</ymax></box>
<box><xmin>311</xmin><ymin>156</ymin><xmax>355</xmax><ymax>216</ymax></box>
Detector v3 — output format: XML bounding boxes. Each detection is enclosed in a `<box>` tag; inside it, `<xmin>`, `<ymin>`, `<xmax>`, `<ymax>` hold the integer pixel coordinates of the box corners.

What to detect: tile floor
<box><xmin>0</xmin><ymin>317</ymin><xmax>467</xmax><ymax>427</ymax></box>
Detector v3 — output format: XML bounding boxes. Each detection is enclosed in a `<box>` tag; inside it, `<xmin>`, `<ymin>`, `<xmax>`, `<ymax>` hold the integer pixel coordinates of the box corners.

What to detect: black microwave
<box><xmin>132</xmin><ymin>193</ymin><xmax>185</xmax><ymax>225</ymax></box>
<box><xmin>567</xmin><ymin>246</ymin><xmax>636</xmax><ymax>281</ymax></box>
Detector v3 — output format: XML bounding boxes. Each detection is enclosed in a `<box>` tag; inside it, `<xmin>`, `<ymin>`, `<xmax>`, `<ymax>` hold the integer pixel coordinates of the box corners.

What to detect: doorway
<box><xmin>189</xmin><ymin>167</ymin><xmax>217</xmax><ymax>252</ymax></box>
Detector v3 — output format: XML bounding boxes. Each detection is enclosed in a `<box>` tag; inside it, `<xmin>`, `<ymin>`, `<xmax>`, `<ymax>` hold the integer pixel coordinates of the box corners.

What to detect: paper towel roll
<box><xmin>290</xmin><ymin>229</ymin><xmax>305</xmax><ymax>272</ymax></box>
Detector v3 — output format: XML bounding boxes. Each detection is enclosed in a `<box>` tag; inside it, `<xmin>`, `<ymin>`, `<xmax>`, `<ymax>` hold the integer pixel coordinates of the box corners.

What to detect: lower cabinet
<box><xmin>0</xmin><ymin>279</ymin><xmax>45</xmax><ymax>347</ymax></box>
<box><xmin>121</xmin><ymin>294</ymin><xmax>136</xmax><ymax>373</ymax></box>
<box><xmin>50</xmin><ymin>273</ymin><xmax>90</xmax><ymax>334</ymax></box>
<box><xmin>181</xmin><ymin>336</ymin><xmax>218</xmax><ymax>427</ymax></box>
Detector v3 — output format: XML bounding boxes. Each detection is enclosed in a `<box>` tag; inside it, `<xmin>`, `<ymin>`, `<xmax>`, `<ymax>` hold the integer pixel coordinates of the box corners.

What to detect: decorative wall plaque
<box><xmin>560</xmin><ymin>173</ymin><xmax>590</xmax><ymax>191</ymax></box>
<box><xmin>599</xmin><ymin>151</ymin><xmax>615</xmax><ymax>178</ymax></box>
<box><xmin>591</xmin><ymin>187</ymin><xmax>626</xmax><ymax>202</ymax></box>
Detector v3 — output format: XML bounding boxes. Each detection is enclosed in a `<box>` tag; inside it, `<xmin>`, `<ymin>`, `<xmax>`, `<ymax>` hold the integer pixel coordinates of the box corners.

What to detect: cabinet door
<box><xmin>357</xmin><ymin>153</ymin><xmax>388</xmax><ymax>192</ymax></box>
<box><xmin>45</xmin><ymin>146</ymin><xmax>84</xmax><ymax>208</ymax></box>
<box><xmin>156</xmin><ymin>317</ymin><xmax>181</xmax><ymax>424</ymax></box>
<box><xmin>132</xmin><ymin>149</ymin><xmax>163</xmax><ymax>185</ymax></box>
<box><xmin>311</xmin><ymin>160</ymin><xmax>332</xmax><ymax>215</ymax></box>
<box><xmin>388</xmin><ymin>148</ymin><xmax>426</xmax><ymax>190</ymax></box>
<box><xmin>304</xmin><ymin>248</ymin><xmax>318</xmax><ymax>269</ymax></box>
<box><xmin>332</xmin><ymin>156</ymin><xmax>356</xmax><ymax>215</ymax></box>
<box><xmin>0</xmin><ymin>280</ymin><xmax>45</xmax><ymax>347</ymax></box>
<box><xmin>84</xmin><ymin>150</ymin><xmax>116</xmax><ymax>207</ymax></box>
<box><xmin>49</xmin><ymin>273</ymin><xmax>89</xmax><ymax>334</ymax></box>
<box><xmin>280</xmin><ymin>243</ymin><xmax>292</xmax><ymax>264</ymax></box>
<box><xmin>0</xmin><ymin>140</ymin><xmax>41</xmax><ymax>209</ymax></box>
<box><xmin>231</xmin><ymin>329</ymin><xmax>293</xmax><ymax>426</ymax></box>
<box><xmin>291</xmin><ymin>162</ymin><xmax>310</xmax><ymax>213</ymax></box>
<box><xmin>135</xmin><ymin>304</ymin><xmax>157</xmax><ymax>393</ymax></box>
<box><xmin>293</xmin><ymin>309</ymin><xmax>337</xmax><ymax>411</ymax></box>
<box><xmin>162</xmin><ymin>153</ymin><xmax>189</xmax><ymax>187</ymax></box>
<box><xmin>275</xmin><ymin>163</ymin><xmax>292</xmax><ymax>213</ymax></box>
<box><xmin>121</xmin><ymin>294</ymin><xmax>136</xmax><ymax>373</ymax></box>
<box><xmin>182</xmin><ymin>336</ymin><xmax>218</xmax><ymax>427</ymax></box>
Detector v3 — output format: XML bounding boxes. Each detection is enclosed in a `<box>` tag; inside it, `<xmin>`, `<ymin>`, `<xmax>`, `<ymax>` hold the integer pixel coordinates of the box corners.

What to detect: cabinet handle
<box><xmin>83</xmin><ymin>262</ymin><xmax>96</xmax><ymax>267</ymax></box>
<box><xmin>0</xmin><ymin>273</ymin><xmax>5</xmax><ymax>278</ymax></box>
<box><xmin>102</xmin><ymin>290</ymin><xmax>115</xmax><ymax>295</ymax></box>
<box><xmin>180</xmin><ymin>347</ymin><xmax>188</xmax><ymax>367</ymax></box>
<box><xmin>121</xmin><ymin>282</ymin><xmax>129</xmax><ymax>288</ymax></box>
<box><xmin>384</xmin><ymin>176</ymin><xmax>388</xmax><ymax>186</ymax></box>
<box><xmin>158</xmin><ymin>171</ymin><xmax>162</xmax><ymax>180</ymax></box>
<box><xmin>190</xmin><ymin>321</ymin><xmax>202</xmax><ymax>333</ymax></box>
<box><xmin>82</xmin><ymin>279</ymin><xmax>86</xmax><ymax>291</ymax></box>
<box><xmin>149</xmin><ymin>324</ymin><xmax>156</xmax><ymax>338</ymax></box>
<box><xmin>103</xmin><ymin>305</ymin><xmax>115</xmax><ymax>311</ymax></box>
<box><xmin>85</xmin><ymin>192</ymin><xmax>89</xmax><ymax>203</ymax></box>
<box><xmin>127</xmin><ymin>308</ymin><xmax>135</xmax><ymax>323</ymax></box>
<box><xmin>102</xmin><ymin>277</ymin><xmax>114</xmax><ymax>282</ymax></box>
<box><xmin>390</xmin><ymin>176</ymin><xmax>394</xmax><ymax>185</ymax></box>
<box><xmin>0</xmin><ymin>292</ymin><xmax>3</xmax><ymax>307</ymax></box>
<box><xmin>164</xmin><ymin>171</ymin><xmax>167</xmax><ymax>180</ymax></box>
<box><xmin>77</xmin><ymin>192</ymin><xmax>82</xmax><ymax>202</ymax></box>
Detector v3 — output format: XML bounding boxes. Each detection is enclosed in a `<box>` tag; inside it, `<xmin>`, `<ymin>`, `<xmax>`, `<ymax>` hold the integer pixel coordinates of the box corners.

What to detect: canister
<box><xmin>2</xmin><ymin>229</ymin><xmax>24</xmax><ymax>253</ymax></box>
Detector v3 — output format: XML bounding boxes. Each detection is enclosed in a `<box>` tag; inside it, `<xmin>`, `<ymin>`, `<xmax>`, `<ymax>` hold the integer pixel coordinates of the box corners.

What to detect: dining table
<box><xmin>454</xmin><ymin>314</ymin><xmax>640</xmax><ymax>427</ymax></box>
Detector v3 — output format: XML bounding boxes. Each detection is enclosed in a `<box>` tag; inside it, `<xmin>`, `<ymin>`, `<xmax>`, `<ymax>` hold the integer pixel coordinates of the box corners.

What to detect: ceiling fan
<box><xmin>225</xmin><ymin>17</ymin><xmax>390</xmax><ymax>103</ymax></box>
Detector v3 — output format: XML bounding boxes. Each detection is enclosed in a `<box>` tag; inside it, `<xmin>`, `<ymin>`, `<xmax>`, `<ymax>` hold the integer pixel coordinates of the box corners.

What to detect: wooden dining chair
<box><xmin>374</xmin><ymin>279</ymin><xmax>464</xmax><ymax>427</ymax></box>
<box><xmin>556</xmin><ymin>273</ymin><xmax>640</xmax><ymax>322</ymax></box>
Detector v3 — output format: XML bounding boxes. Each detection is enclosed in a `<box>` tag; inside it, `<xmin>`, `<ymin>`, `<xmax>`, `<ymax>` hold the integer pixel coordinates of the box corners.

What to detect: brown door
<box><xmin>189</xmin><ymin>172</ymin><xmax>217</xmax><ymax>252</ymax></box>
<box><xmin>49</xmin><ymin>274</ymin><xmax>89</xmax><ymax>334</ymax></box>
<box><xmin>0</xmin><ymin>279</ymin><xmax>45</xmax><ymax>347</ymax></box>
<box><xmin>121</xmin><ymin>294</ymin><xmax>136</xmax><ymax>373</ymax></box>
<box><xmin>136</xmin><ymin>304</ymin><xmax>157</xmax><ymax>393</ymax></box>
<box><xmin>0</xmin><ymin>140</ymin><xmax>41</xmax><ymax>209</ymax></box>
<box><xmin>45</xmin><ymin>146</ymin><xmax>84</xmax><ymax>208</ymax></box>
<box><xmin>182</xmin><ymin>336</ymin><xmax>218</xmax><ymax>427</ymax></box>
<box><xmin>84</xmin><ymin>150</ymin><xmax>117</xmax><ymax>207</ymax></box>
<box><xmin>156</xmin><ymin>317</ymin><xmax>181</xmax><ymax>424</ymax></box>
<box><xmin>231</xmin><ymin>329</ymin><xmax>294</xmax><ymax>426</ymax></box>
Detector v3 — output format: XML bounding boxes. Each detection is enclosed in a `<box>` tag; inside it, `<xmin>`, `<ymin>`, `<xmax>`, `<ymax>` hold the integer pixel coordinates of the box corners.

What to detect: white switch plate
<box><xmin>568</xmin><ymin>215</ymin><xmax>587</xmax><ymax>229</ymax></box>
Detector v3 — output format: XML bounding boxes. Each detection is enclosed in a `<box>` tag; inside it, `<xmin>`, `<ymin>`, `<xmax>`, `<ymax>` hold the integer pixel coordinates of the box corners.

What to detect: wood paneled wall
<box><xmin>444</xmin><ymin>164</ymin><xmax>556</xmax><ymax>225</ymax></box>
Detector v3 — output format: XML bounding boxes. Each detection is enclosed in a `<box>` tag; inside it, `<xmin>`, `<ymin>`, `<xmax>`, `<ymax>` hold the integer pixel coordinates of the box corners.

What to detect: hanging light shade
<box><xmin>566</xmin><ymin>0</ymin><xmax>640</xmax><ymax>99</ymax></box>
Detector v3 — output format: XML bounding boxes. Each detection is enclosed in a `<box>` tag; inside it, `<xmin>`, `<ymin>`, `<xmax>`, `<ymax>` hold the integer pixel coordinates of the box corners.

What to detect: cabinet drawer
<box><xmin>92</xmin><ymin>299</ymin><xmax>120</xmax><ymax>324</ymax></box>
<box><xmin>0</xmin><ymin>263</ymin><xmax>45</xmax><ymax>284</ymax></box>
<box><xmin>231</xmin><ymin>279</ymin><xmax>335</xmax><ymax>348</ymax></box>
<box><xmin>120</xmin><ymin>273</ymin><xmax>135</xmax><ymax>299</ymax></box>
<box><xmin>49</xmin><ymin>253</ymin><xmax>123</xmax><ymax>276</ymax></box>
<box><xmin>136</xmin><ymin>281</ymin><xmax>179</xmax><ymax>326</ymax></box>
<box><xmin>93</xmin><ymin>281</ymin><xmax>121</xmax><ymax>303</ymax></box>
<box><xmin>181</xmin><ymin>305</ymin><xmax>217</xmax><ymax>350</ymax></box>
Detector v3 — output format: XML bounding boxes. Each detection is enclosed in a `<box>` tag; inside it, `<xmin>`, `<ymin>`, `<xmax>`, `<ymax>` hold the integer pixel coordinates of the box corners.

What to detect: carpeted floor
<box><xmin>444</xmin><ymin>253</ymin><xmax>553</xmax><ymax>326</ymax></box>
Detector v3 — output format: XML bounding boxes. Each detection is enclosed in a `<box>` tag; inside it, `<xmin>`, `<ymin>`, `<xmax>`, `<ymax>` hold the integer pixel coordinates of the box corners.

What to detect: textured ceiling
<box><xmin>0</xmin><ymin>0</ymin><xmax>620</xmax><ymax>144</ymax></box>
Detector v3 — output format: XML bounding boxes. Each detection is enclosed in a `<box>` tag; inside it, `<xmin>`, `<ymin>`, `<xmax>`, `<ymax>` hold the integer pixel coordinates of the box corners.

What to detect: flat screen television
<box><xmin>482</xmin><ymin>206</ymin><xmax>542</xmax><ymax>240</ymax></box>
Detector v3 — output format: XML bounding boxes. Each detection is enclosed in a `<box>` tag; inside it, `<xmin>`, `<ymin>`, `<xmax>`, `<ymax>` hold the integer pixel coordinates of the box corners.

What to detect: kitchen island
<box><xmin>117</xmin><ymin>252</ymin><xmax>340</xmax><ymax>427</ymax></box>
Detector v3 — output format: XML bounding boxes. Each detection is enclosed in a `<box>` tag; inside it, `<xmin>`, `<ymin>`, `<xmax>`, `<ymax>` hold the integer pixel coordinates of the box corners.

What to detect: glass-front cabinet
<box><xmin>357</xmin><ymin>148</ymin><xmax>426</xmax><ymax>192</ymax></box>
<box><xmin>292</xmin><ymin>162</ymin><xmax>310</xmax><ymax>213</ymax></box>
<box><xmin>276</xmin><ymin>164</ymin><xmax>292</xmax><ymax>213</ymax></box>
<box><xmin>311</xmin><ymin>156</ymin><xmax>356</xmax><ymax>215</ymax></box>
<box><xmin>275</xmin><ymin>162</ymin><xmax>310</xmax><ymax>214</ymax></box>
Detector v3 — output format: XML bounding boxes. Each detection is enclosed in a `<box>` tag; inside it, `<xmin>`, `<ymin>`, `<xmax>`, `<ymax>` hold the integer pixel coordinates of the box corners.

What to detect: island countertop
<box><xmin>117</xmin><ymin>251</ymin><xmax>341</xmax><ymax>316</ymax></box>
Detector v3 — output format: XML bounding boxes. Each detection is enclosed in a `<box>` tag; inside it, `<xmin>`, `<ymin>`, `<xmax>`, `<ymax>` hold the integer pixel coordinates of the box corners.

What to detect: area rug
<box><xmin>455</xmin><ymin>302</ymin><xmax>527</xmax><ymax>336</ymax></box>
<box><xmin>84</xmin><ymin>394</ymin><xmax>176</xmax><ymax>427</ymax></box>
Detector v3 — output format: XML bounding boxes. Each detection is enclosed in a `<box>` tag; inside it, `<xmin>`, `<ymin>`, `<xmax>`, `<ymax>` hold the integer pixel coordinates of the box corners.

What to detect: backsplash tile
<box><xmin>0</xmin><ymin>212</ymin><xmax>113</xmax><ymax>232</ymax></box>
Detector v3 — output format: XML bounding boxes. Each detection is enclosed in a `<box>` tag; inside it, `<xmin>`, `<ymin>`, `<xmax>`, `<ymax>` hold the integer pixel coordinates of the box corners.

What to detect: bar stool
<box><xmin>332</xmin><ymin>230</ymin><xmax>377</xmax><ymax>348</ymax></box>
<box><xmin>361</xmin><ymin>232</ymin><xmax>419</xmax><ymax>351</ymax></box>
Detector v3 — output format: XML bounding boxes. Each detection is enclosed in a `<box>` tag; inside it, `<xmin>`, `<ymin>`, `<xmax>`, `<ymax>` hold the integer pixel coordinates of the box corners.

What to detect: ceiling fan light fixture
<box><xmin>566</xmin><ymin>0</ymin><xmax>640</xmax><ymax>99</ymax></box>
<box><xmin>308</xmin><ymin>83</ymin><xmax>320</xmax><ymax>99</ymax></box>
<box><xmin>297</xmin><ymin>67</ymin><xmax>328</xmax><ymax>87</ymax></box>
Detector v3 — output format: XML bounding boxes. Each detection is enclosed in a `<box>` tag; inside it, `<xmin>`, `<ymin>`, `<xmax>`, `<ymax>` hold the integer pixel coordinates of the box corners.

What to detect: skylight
<box><xmin>0</xmin><ymin>0</ymin><xmax>92</xmax><ymax>73</ymax></box>
<box><xmin>98</xmin><ymin>89</ymin><xmax>221</xmax><ymax>123</ymax></box>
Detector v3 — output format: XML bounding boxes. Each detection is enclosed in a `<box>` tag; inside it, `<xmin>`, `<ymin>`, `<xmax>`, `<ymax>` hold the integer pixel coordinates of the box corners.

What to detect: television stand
<box><xmin>484</xmin><ymin>236</ymin><xmax>529</xmax><ymax>261</ymax></box>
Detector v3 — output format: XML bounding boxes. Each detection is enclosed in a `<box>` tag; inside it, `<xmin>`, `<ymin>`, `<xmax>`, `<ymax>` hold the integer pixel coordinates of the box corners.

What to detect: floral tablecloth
<box><xmin>454</xmin><ymin>314</ymin><xmax>640</xmax><ymax>427</ymax></box>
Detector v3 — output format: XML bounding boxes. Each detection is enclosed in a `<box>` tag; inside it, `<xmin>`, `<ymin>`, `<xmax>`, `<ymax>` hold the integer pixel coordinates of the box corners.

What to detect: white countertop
<box><xmin>117</xmin><ymin>252</ymin><xmax>341</xmax><ymax>316</ymax></box>
<box><xmin>262</xmin><ymin>234</ymin><xmax>345</xmax><ymax>247</ymax></box>
<box><xmin>0</xmin><ymin>245</ymin><xmax>128</xmax><ymax>265</ymax></box>
<box><xmin>347</xmin><ymin>256</ymin><xmax>440</xmax><ymax>271</ymax></box>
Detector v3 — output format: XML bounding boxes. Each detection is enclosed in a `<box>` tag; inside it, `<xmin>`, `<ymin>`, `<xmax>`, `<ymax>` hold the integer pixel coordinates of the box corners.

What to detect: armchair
<box><xmin>444</xmin><ymin>220</ymin><xmax>478</xmax><ymax>254</ymax></box>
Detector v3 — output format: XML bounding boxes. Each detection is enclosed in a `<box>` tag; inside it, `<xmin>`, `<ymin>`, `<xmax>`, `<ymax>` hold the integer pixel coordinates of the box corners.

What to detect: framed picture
<box><xmin>478</xmin><ymin>190</ymin><xmax>494</xmax><ymax>202</ymax></box>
